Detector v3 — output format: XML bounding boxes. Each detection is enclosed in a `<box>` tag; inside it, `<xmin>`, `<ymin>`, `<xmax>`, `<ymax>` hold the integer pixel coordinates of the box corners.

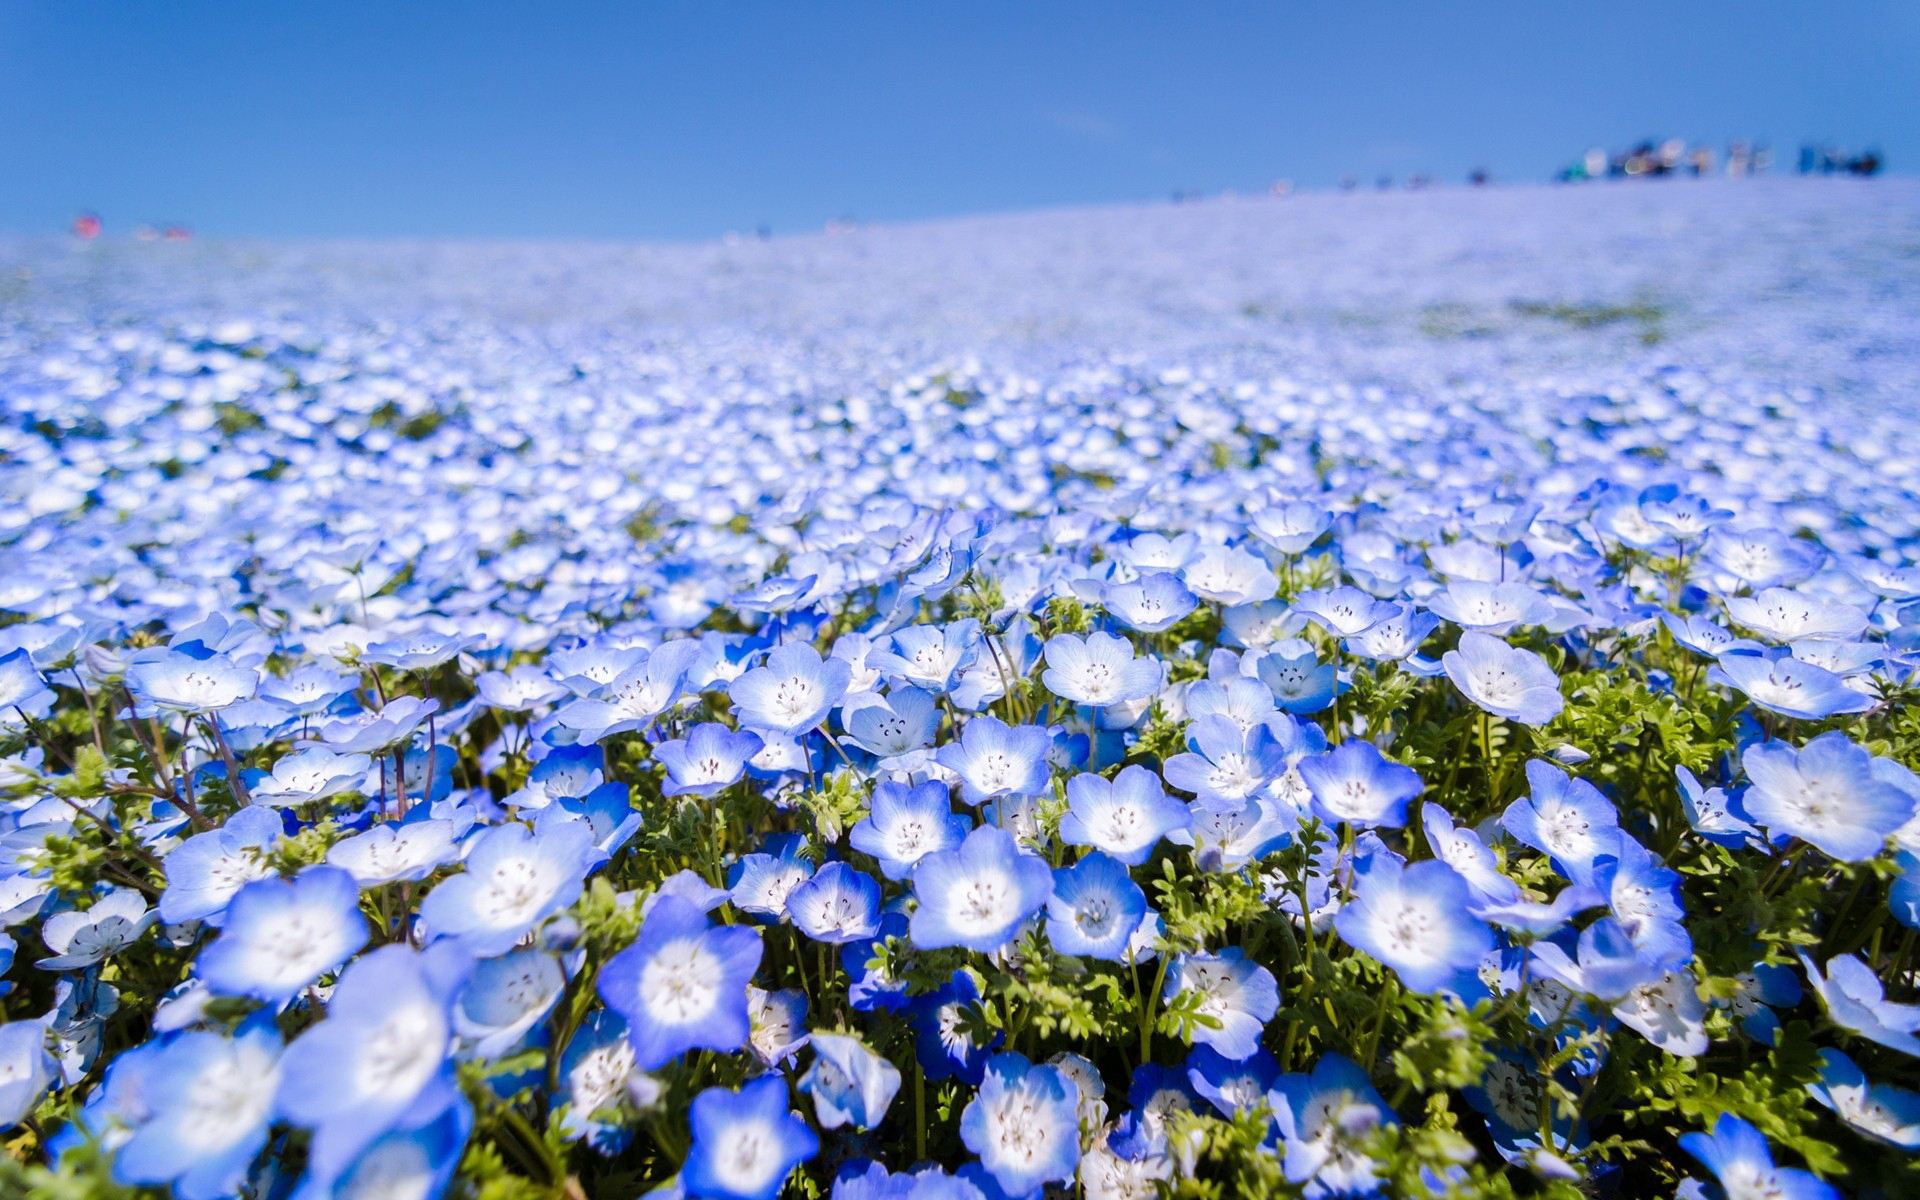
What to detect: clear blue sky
<box><xmin>1</xmin><ymin>1</ymin><xmax>1913</xmax><ymax>240</ymax></box>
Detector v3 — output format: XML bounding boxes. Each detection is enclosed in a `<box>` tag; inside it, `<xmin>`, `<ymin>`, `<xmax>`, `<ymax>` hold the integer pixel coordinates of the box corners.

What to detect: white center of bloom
<box><xmin>357</xmin><ymin>1004</ymin><xmax>446</xmax><ymax>1100</ymax></box>
<box><xmin>473</xmin><ymin>854</ymin><xmax>560</xmax><ymax>928</ymax></box>
<box><xmin>948</xmin><ymin>869</ymin><xmax>1017</xmax><ymax>935</ymax></box>
<box><xmin>708</xmin><ymin>1119</ymin><xmax>783</xmax><ymax>1194</ymax></box>
<box><xmin>638</xmin><ymin>938</ymin><xmax>723</xmax><ymax>1024</ymax></box>
<box><xmin>337</xmin><ymin>1137</ymin><xmax>436</xmax><ymax>1200</ymax></box>
<box><xmin>768</xmin><ymin>675</ymin><xmax>821</xmax><ymax>724</ymax></box>
<box><xmin>178</xmin><ymin>1050</ymin><xmax>279</xmax><ymax>1152</ymax></box>
<box><xmin>241</xmin><ymin>907</ymin><xmax>349</xmax><ymax>991</ymax></box>
<box><xmin>569</xmin><ymin>1041</ymin><xmax>636</xmax><ymax>1115</ymax></box>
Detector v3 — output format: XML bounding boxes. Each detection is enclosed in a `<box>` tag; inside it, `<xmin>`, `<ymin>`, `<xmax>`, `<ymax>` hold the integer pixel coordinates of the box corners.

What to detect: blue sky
<box><xmin>1</xmin><ymin>1</ymin><xmax>1913</xmax><ymax>240</ymax></box>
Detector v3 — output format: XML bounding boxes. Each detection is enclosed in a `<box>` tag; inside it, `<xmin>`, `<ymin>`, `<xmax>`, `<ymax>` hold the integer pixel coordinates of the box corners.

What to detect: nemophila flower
<box><xmin>1162</xmin><ymin>947</ymin><xmax>1279</xmax><ymax>1060</ymax></box>
<box><xmin>909</xmin><ymin>824</ymin><xmax>1052</xmax><ymax>953</ymax></box>
<box><xmin>730</xmin><ymin>834</ymin><xmax>815</xmax><ymax>918</ymax></box>
<box><xmin>1254</xmin><ymin>648</ymin><xmax>1336</xmax><ymax>714</ymax></box>
<box><xmin>746</xmin><ymin>986</ymin><xmax>810</xmax><ymax>1070</ymax></box>
<box><xmin>555</xmin><ymin>641</ymin><xmax>703</xmax><ymax>742</ymax></box>
<box><xmin>1221</xmin><ymin>599</ymin><xmax>1299</xmax><ymax>650</ymax></box>
<box><xmin>1186</xmin><ymin>1044</ymin><xmax>1280</xmax><ymax>1117</ymax></box>
<box><xmin>1335</xmin><ymin>859</ymin><xmax>1492</xmax><ymax>994</ymax></box>
<box><xmin>911</xmin><ymin>969</ymin><xmax>996</xmax><ymax>1084</ymax></box>
<box><xmin>1725</xmin><ymin>587</ymin><xmax>1868</xmax><ymax>644</ymax></box>
<box><xmin>1103</xmin><ymin>571</ymin><xmax>1198</xmax><ymax>633</ymax></box>
<box><xmin>1163</xmin><ymin>715</ymin><xmax>1286</xmax><ymax>806</ymax></box>
<box><xmin>1640</xmin><ymin>487</ymin><xmax>1732</xmax><ymax>540</ymax></box>
<box><xmin>1427</xmin><ymin>581</ymin><xmax>1555</xmax><ymax>634</ymax></box>
<box><xmin>474</xmin><ymin>664</ymin><xmax>570</xmax><ymax>712</ymax></box>
<box><xmin>1614</xmin><ymin>969</ymin><xmax>1709</xmax><ymax>1057</ymax></box>
<box><xmin>598</xmin><ymin>895</ymin><xmax>763</xmax><ymax>1070</ymax></box>
<box><xmin>158</xmin><ymin>805</ymin><xmax>282</xmax><ymax>926</ymax></box>
<box><xmin>1503</xmin><ymin>760</ymin><xmax>1622</xmax><ymax>888</ymax></box>
<box><xmin>1443</xmin><ymin>632</ymin><xmax>1564</xmax><ymax>725</ymax></box>
<box><xmin>124</xmin><ymin>642</ymin><xmax>259</xmax><ymax>717</ymax></box>
<box><xmin>1176</xmin><ymin>793</ymin><xmax>1296</xmax><ymax>873</ymax></box>
<box><xmin>1046</xmin><ymin>851</ymin><xmax>1146</xmax><ymax>961</ymax></box>
<box><xmin>1895</xmin><ymin>850</ymin><xmax>1920</xmax><ymax>932</ymax></box>
<box><xmin>199</xmin><ymin>866</ymin><xmax>369</xmax><ymax>1003</ymax></box>
<box><xmin>420</xmin><ymin>819</ymin><xmax>594</xmax><ymax>956</ymax></box>
<box><xmin>655</xmin><ymin>723</ymin><xmax>764</xmax><ymax>798</ymax></box>
<box><xmin>1806</xmin><ymin>1048</ymin><xmax>1920</xmax><ymax>1150</ymax></box>
<box><xmin>1662</xmin><ymin>614</ymin><xmax>1762</xmax><ymax>660</ymax></box>
<box><xmin>453</xmin><ymin>949</ymin><xmax>566</xmax><ymax>1059</ymax></box>
<box><xmin>256</xmin><ymin>664</ymin><xmax>356</xmax><ymax>718</ymax></box>
<box><xmin>1248</xmin><ymin>501</ymin><xmax>1332</xmax><ymax>555</ymax></box>
<box><xmin>546</xmin><ymin>642</ymin><xmax>647</xmax><ymax>697</ymax></box>
<box><xmin>683</xmin><ymin>1074</ymin><xmax>818</xmax><ymax>1200</ymax></box>
<box><xmin>1059</xmin><ymin>765</ymin><xmax>1189</xmax><ymax>866</ymax></box>
<box><xmin>1420</xmin><ymin>802</ymin><xmax>1521</xmax><ymax>906</ymax></box>
<box><xmin>850</xmin><ymin>780</ymin><xmax>969</xmax><ymax>881</ymax></box>
<box><xmin>1679</xmin><ymin>1113</ymin><xmax>1837</xmax><ymax>1200</ymax></box>
<box><xmin>1346</xmin><ymin>602</ymin><xmax>1443</xmax><ymax>666</ymax></box>
<box><xmin>842</xmin><ymin>687</ymin><xmax>940</xmax><ymax>761</ymax></box>
<box><xmin>1529</xmin><ymin>916</ymin><xmax>1661</xmax><ymax>1004</ymax></box>
<box><xmin>867</xmin><ymin>620</ymin><xmax>982</xmax><ymax>693</ymax></box>
<box><xmin>1181</xmin><ymin>545</ymin><xmax>1278</xmax><ymax>605</ymax></box>
<box><xmin>1708</xmin><ymin>651</ymin><xmax>1874</xmax><ymax>720</ymax></box>
<box><xmin>787</xmin><ymin>862</ymin><xmax>881</xmax><ymax>944</ymax></box>
<box><xmin>1741</xmin><ymin>732</ymin><xmax>1914</xmax><ymax>861</ymax></box>
<box><xmin>0</xmin><ymin>1020</ymin><xmax>54</xmax><ymax>1128</ymax></box>
<box><xmin>321</xmin><ymin>694</ymin><xmax>440</xmax><ymax>754</ymax></box>
<box><xmin>1299</xmin><ymin>740</ymin><xmax>1423</xmax><ymax>828</ymax></box>
<box><xmin>1270</xmin><ymin>1053</ymin><xmax>1396</xmax><ymax>1196</ymax></box>
<box><xmin>1676</xmin><ymin>766</ymin><xmax>1763</xmax><ymax>849</ymax></box>
<box><xmin>1041</xmin><ymin>631</ymin><xmax>1161</xmax><ymax>707</ymax></box>
<box><xmin>247</xmin><ymin>745</ymin><xmax>371</xmax><ymax>807</ymax></box>
<box><xmin>275</xmin><ymin>943</ymin><xmax>469</xmax><ymax>1178</ymax></box>
<box><xmin>363</xmin><ymin>630</ymin><xmax>481</xmax><ymax>672</ymax></box>
<box><xmin>1183</xmin><ymin>672</ymin><xmax>1278</xmax><ymax>733</ymax></box>
<box><xmin>1291</xmin><ymin>586</ymin><xmax>1391</xmax><ymax>638</ymax></box>
<box><xmin>960</xmin><ymin>1052</ymin><xmax>1082</xmax><ymax>1196</ymax></box>
<box><xmin>1798</xmin><ymin>951</ymin><xmax>1920</xmax><ymax>1056</ymax></box>
<box><xmin>559</xmin><ymin>1010</ymin><xmax>636</xmax><ymax>1151</ymax></box>
<box><xmin>1705</xmin><ymin>527</ymin><xmax>1823</xmax><ymax>591</ymax></box>
<box><xmin>509</xmin><ymin>743</ymin><xmax>606</xmax><ymax>810</ymax></box>
<box><xmin>0</xmin><ymin>649</ymin><xmax>53</xmax><ymax>713</ymax></box>
<box><xmin>110</xmin><ymin>1025</ymin><xmax>278</xmax><ymax>1199</ymax></box>
<box><xmin>730</xmin><ymin>642</ymin><xmax>851</xmax><ymax>736</ymax></box>
<box><xmin>800</xmin><ymin>1032</ymin><xmax>901</xmax><ymax>1131</ymax></box>
<box><xmin>326</xmin><ymin>812</ymin><xmax>463</xmax><ymax>886</ymax></box>
<box><xmin>36</xmin><ymin>887</ymin><xmax>154</xmax><ymax>972</ymax></box>
<box><xmin>934</xmin><ymin>716</ymin><xmax>1052</xmax><ymax>806</ymax></box>
<box><xmin>1713</xmin><ymin>963</ymin><xmax>1802</xmax><ymax>1045</ymax></box>
<box><xmin>293</xmin><ymin>1099</ymin><xmax>473</xmax><ymax>1200</ymax></box>
<box><xmin>1598</xmin><ymin>836</ymin><xmax>1692</xmax><ymax>969</ymax></box>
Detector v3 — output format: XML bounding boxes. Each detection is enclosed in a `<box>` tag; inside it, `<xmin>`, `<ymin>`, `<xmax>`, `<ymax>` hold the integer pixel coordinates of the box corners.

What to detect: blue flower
<box><xmin>1442</xmin><ymin>632</ymin><xmax>1564</xmax><ymax>726</ymax></box>
<box><xmin>1059</xmin><ymin>765</ymin><xmax>1190</xmax><ymax>866</ymax></box>
<box><xmin>654</xmin><ymin>723</ymin><xmax>764</xmax><ymax>798</ymax></box>
<box><xmin>1346</xmin><ymin>603</ymin><xmax>1443</xmax><ymax>666</ymax></box>
<box><xmin>0</xmin><ymin>1020</ymin><xmax>54</xmax><ymax>1129</ymax></box>
<box><xmin>1708</xmin><ymin>651</ymin><xmax>1874</xmax><ymax>720</ymax></box>
<box><xmin>558</xmin><ymin>1010</ymin><xmax>636</xmax><ymax>1153</ymax></box>
<box><xmin>799</xmin><ymin>1032</ymin><xmax>902</xmax><ymax>1131</ymax></box>
<box><xmin>1597</xmin><ymin>836</ymin><xmax>1692</xmax><ymax>969</ymax></box>
<box><xmin>933</xmin><ymin>716</ymin><xmax>1053</xmax><ymax>807</ymax></box>
<box><xmin>276</xmin><ymin>943</ymin><xmax>469</xmax><ymax>1179</ymax></box>
<box><xmin>1046</xmin><ymin>852</ymin><xmax>1147</xmax><ymax>961</ymax></box>
<box><xmin>1042</xmin><ymin>631</ymin><xmax>1162</xmax><ymax>707</ymax></box>
<box><xmin>1741</xmin><ymin>732</ymin><xmax>1914</xmax><ymax>862</ymax></box>
<box><xmin>729</xmin><ymin>641</ymin><xmax>852</xmax><ymax>736</ymax></box>
<box><xmin>291</xmin><ymin>1099</ymin><xmax>472</xmax><ymax>1200</ymax></box>
<box><xmin>419</xmin><ymin>819</ymin><xmax>596</xmax><ymax>956</ymax></box>
<box><xmin>959</xmin><ymin>1053</ymin><xmax>1082</xmax><ymax>1195</ymax></box>
<box><xmin>1529</xmin><ymin>918</ymin><xmax>1662</xmax><ymax>1004</ymax></box>
<box><xmin>453</xmin><ymin>950</ymin><xmax>566</xmax><ymax>1059</ymax></box>
<box><xmin>729</xmin><ymin>833</ymin><xmax>814</xmax><ymax>918</ymax></box>
<box><xmin>1798</xmin><ymin>951</ymin><xmax>1920</xmax><ymax>1057</ymax></box>
<box><xmin>1675</xmin><ymin>765</ymin><xmax>1762</xmax><ymax>849</ymax></box>
<box><xmin>1613</xmin><ymin>969</ymin><xmax>1709</xmax><ymax>1058</ymax></box>
<box><xmin>1254</xmin><ymin>648</ymin><xmax>1336</xmax><ymax>714</ymax></box>
<box><xmin>112</xmin><ymin>1022</ymin><xmax>282</xmax><ymax>1200</ymax></box>
<box><xmin>1335</xmin><ymin>859</ymin><xmax>1493</xmax><ymax>994</ymax></box>
<box><xmin>842</xmin><ymin>688</ymin><xmax>940</xmax><ymax>761</ymax></box>
<box><xmin>849</xmin><ymin>780</ymin><xmax>969</xmax><ymax>881</ymax></box>
<box><xmin>1502</xmin><ymin>760</ymin><xmax>1622</xmax><ymax>888</ymax></box>
<box><xmin>158</xmin><ymin>805</ymin><xmax>284</xmax><ymax>925</ymax></box>
<box><xmin>1298</xmin><ymin>740</ymin><xmax>1424</xmax><ymax>828</ymax></box>
<box><xmin>247</xmin><ymin>746</ymin><xmax>371</xmax><ymax>807</ymax></box>
<box><xmin>1419</xmin><ymin>802</ymin><xmax>1521</xmax><ymax>906</ymax></box>
<box><xmin>36</xmin><ymin>887</ymin><xmax>155</xmax><ymax>971</ymax></box>
<box><xmin>746</xmin><ymin>985</ymin><xmax>810</xmax><ymax>1070</ymax></box>
<box><xmin>199</xmin><ymin>866</ymin><xmax>369</xmax><ymax>1003</ymax></box>
<box><xmin>683</xmin><ymin>1074</ymin><xmax>818</xmax><ymax>1200</ymax></box>
<box><xmin>1725</xmin><ymin>587</ymin><xmax>1869</xmax><ymax>643</ymax></box>
<box><xmin>597</xmin><ymin>895</ymin><xmax>763</xmax><ymax>1070</ymax></box>
<box><xmin>909</xmin><ymin>825</ymin><xmax>1052</xmax><ymax>953</ymax></box>
<box><xmin>1678</xmin><ymin>1113</ymin><xmax>1837</xmax><ymax>1200</ymax></box>
<box><xmin>1163</xmin><ymin>715</ymin><xmax>1286</xmax><ymax>806</ymax></box>
<box><xmin>1248</xmin><ymin>501</ymin><xmax>1331</xmax><ymax>555</ymax></box>
<box><xmin>1185</xmin><ymin>1044</ymin><xmax>1279</xmax><ymax>1117</ymax></box>
<box><xmin>1805</xmin><ymin>1048</ymin><xmax>1920</xmax><ymax>1150</ymax></box>
<box><xmin>1162</xmin><ymin>946</ymin><xmax>1279</xmax><ymax>1060</ymax></box>
<box><xmin>867</xmin><ymin>620</ymin><xmax>982</xmax><ymax>693</ymax></box>
<box><xmin>1103</xmin><ymin>571</ymin><xmax>1199</xmax><ymax>633</ymax></box>
<box><xmin>1270</xmin><ymin>1053</ymin><xmax>1396</xmax><ymax>1196</ymax></box>
<box><xmin>910</xmin><ymin>969</ymin><xmax>997</xmax><ymax>1084</ymax></box>
<box><xmin>786</xmin><ymin>862</ymin><xmax>881</xmax><ymax>944</ymax></box>
<box><xmin>124</xmin><ymin>641</ymin><xmax>259</xmax><ymax>717</ymax></box>
<box><xmin>1427</xmin><ymin>580</ymin><xmax>1555</xmax><ymax>635</ymax></box>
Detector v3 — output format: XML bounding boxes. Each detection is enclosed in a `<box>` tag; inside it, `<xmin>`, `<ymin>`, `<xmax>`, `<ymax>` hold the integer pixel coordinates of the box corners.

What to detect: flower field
<box><xmin>1</xmin><ymin>178</ymin><xmax>1919</xmax><ymax>1198</ymax></box>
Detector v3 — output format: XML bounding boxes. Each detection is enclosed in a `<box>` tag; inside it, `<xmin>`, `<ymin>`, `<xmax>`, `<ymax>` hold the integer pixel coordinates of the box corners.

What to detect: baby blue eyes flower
<box><xmin>1708</xmin><ymin>651</ymin><xmax>1875</xmax><ymax>720</ymax></box>
<box><xmin>1725</xmin><ymin>587</ymin><xmax>1869</xmax><ymax>644</ymax></box>
<box><xmin>1163</xmin><ymin>714</ymin><xmax>1286</xmax><ymax>806</ymax></box>
<box><xmin>453</xmin><ymin>949</ymin><xmax>566</xmax><ymax>1059</ymax></box>
<box><xmin>1740</xmin><ymin>732</ymin><xmax>1915</xmax><ymax>862</ymax></box>
<box><xmin>729</xmin><ymin>641</ymin><xmax>851</xmax><ymax>736</ymax></box>
<box><xmin>1679</xmin><ymin>1113</ymin><xmax>1838</xmax><ymax>1200</ymax></box>
<box><xmin>111</xmin><ymin>1023</ymin><xmax>282</xmax><ymax>1200</ymax></box>
<box><xmin>1335</xmin><ymin>859</ymin><xmax>1493</xmax><ymax>995</ymax></box>
<box><xmin>909</xmin><ymin>824</ymin><xmax>1053</xmax><ymax>953</ymax></box>
<box><xmin>1442</xmin><ymin>631</ymin><xmax>1565</xmax><ymax>726</ymax></box>
<box><xmin>158</xmin><ymin>804</ymin><xmax>283</xmax><ymax>926</ymax></box>
<box><xmin>1805</xmin><ymin>1048</ymin><xmax>1920</xmax><ymax>1150</ymax></box>
<box><xmin>0</xmin><ymin>1020</ymin><xmax>55</xmax><ymax>1129</ymax></box>
<box><xmin>1798</xmin><ymin>951</ymin><xmax>1920</xmax><ymax>1057</ymax></box>
<box><xmin>1180</xmin><ymin>545</ymin><xmax>1278</xmax><ymax>606</ymax></box>
<box><xmin>1502</xmin><ymin>760</ymin><xmax>1622</xmax><ymax>888</ymax></box>
<box><xmin>1059</xmin><ymin>764</ymin><xmax>1189</xmax><ymax>866</ymax></box>
<box><xmin>800</xmin><ymin>1032</ymin><xmax>902</xmax><ymax>1131</ymax></box>
<box><xmin>1298</xmin><ymin>740</ymin><xmax>1424</xmax><ymax>829</ymax></box>
<box><xmin>1270</xmin><ymin>1053</ymin><xmax>1396</xmax><ymax>1195</ymax></box>
<box><xmin>420</xmin><ymin>819</ymin><xmax>596</xmax><ymax>956</ymax></box>
<box><xmin>247</xmin><ymin>745</ymin><xmax>371</xmax><ymax>806</ymax></box>
<box><xmin>1248</xmin><ymin>501</ymin><xmax>1332</xmax><ymax>556</ymax></box>
<box><xmin>598</xmin><ymin>895</ymin><xmax>764</xmax><ymax>1071</ymax></box>
<box><xmin>1102</xmin><ymin>571</ymin><xmax>1199</xmax><ymax>633</ymax></box>
<box><xmin>786</xmin><ymin>862</ymin><xmax>881</xmax><ymax>944</ymax></box>
<box><xmin>849</xmin><ymin>780</ymin><xmax>970</xmax><ymax>881</ymax></box>
<box><xmin>1041</xmin><ymin>631</ymin><xmax>1162</xmax><ymax>707</ymax></box>
<box><xmin>867</xmin><ymin>620</ymin><xmax>982</xmax><ymax>693</ymax></box>
<box><xmin>842</xmin><ymin>687</ymin><xmax>939</xmax><ymax>760</ymax></box>
<box><xmin>1254</xmin><ymin>649</ymin><xmax>1336</xmax><ymax>714</ymax></box>
<box><xmin>1427</xmin><ymin>580</ymin><xmax>1555</xmax><ymax>635</ymax></box>
<box><xmin>326</xmin><ymin>813</ymin><xmax>463</xmax><ymax>886</ymax></box>
<box><xmin>321</xmin><ymin>694</ymin><xmax>441</xmax><ymax>754</ymax></box>
<box><xmin>1676</xmin><ymin>765</ymin><xmax>1763</xmax><ymax>849</ymax></box>
<box><xmin>1162</xmin><ymin>947</ymin><xmax>1280</xmax><ymax>1061</ymax></box>
<box><xmin>199</xmin><ymin>865</ymin><xmax>369</xmax><ymax>1004</ymax></box>
<box><xmin>960</xmin><ymin>1052</ymin><xmax>1082</xmax><ymax>1196</ymax></box>
<box><xmin>124</xmin><ymin>642</ymin><xmax>260</xmax><ymax>718</ymax></box>
<box><xmin>1046</xmin><ymin>851</ymin><xmax>1147</xmax><ymax>961</ymax></box>
<box><xmin>654</xmin><ymin>723</ymin><xmax>764</xmax><ymax>798</ymax></box>
<box><xmin>37</xmin><ymin>887</ymin><xmax>155</xmax><ymax>971</ymax></box>
<box><xmin>683</xmin><ymin>1073</ymin><xmax>819</xmax><ymax>1200</ymax></box>
<box><xmin>933</xmin><ymin>716</ymin><xmax>1052</xmax><ymax>806</ymax></box>
<box><xmin>729</xmin><ymin>834</ymin><xmax>814</xmax><ymax>918</ymax></box>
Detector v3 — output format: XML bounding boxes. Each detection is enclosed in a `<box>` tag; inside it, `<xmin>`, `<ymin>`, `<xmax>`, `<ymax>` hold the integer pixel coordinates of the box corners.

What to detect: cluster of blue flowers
<box><xmin>0</xmin><ymin>182</ymin><xmax>1917</xmax><ymax>1198</ymax></box>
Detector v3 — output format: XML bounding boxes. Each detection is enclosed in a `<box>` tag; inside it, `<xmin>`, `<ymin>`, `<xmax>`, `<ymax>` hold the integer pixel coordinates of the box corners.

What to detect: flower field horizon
<box><xmin>1</xmin><ymin>176</ymin><xmax>1918</xmax><ymax>1199</ymax></box>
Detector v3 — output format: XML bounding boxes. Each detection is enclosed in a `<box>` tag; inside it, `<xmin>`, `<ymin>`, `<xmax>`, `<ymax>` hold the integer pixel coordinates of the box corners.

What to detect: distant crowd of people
<box><xmin>1555</xmin><ymin>139</ymin><xmax>1882</xmax><ymax>183</ymax></box>
<box><xmin>69</xmin><ymin>214</ymin><xmax>193</xmax><ymax>240</ymax></box>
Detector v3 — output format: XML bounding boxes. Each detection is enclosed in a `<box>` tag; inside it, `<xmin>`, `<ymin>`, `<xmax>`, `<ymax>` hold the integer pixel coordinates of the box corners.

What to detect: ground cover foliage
<box><xmin>0</xmin><ymin>180</ymin><xmax>1919</xmax><ymax>1198</ymax></box>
